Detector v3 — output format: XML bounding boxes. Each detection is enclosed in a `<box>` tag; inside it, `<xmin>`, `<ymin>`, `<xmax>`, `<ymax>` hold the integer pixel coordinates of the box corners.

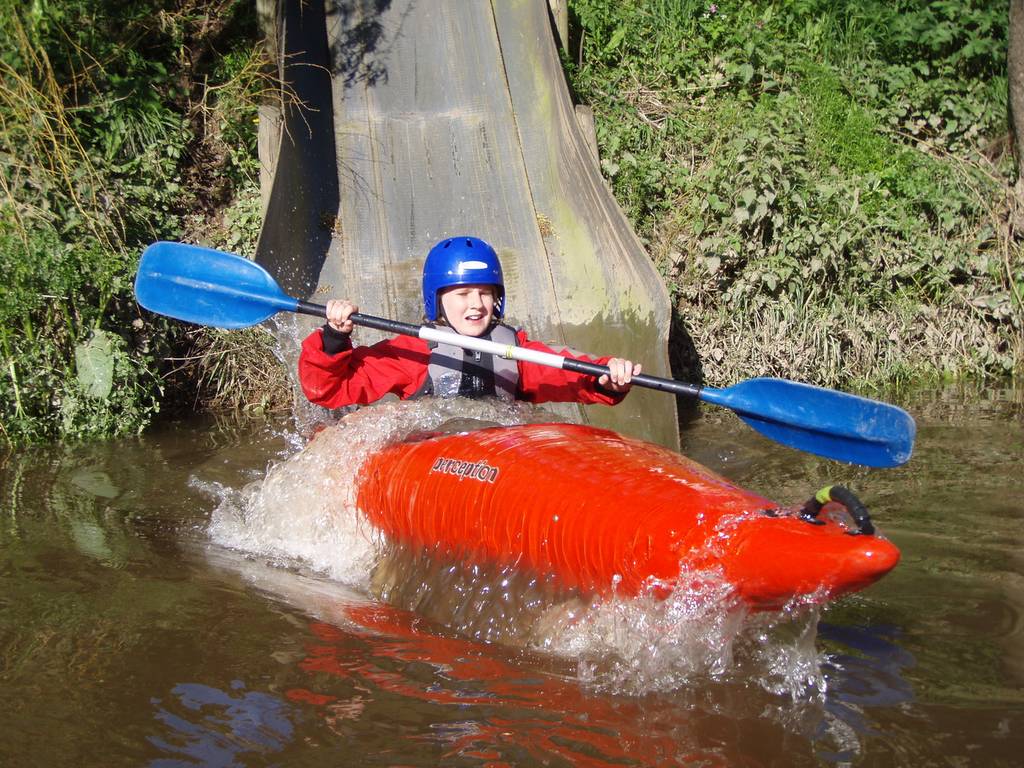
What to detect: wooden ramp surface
<box><xmin>257</xmin><ymin>0</ymin><xmax>678</xmax><ymax>449</ymax></box>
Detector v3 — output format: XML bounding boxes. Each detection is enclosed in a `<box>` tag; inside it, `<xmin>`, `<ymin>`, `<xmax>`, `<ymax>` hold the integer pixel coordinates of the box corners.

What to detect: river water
<box><xmin>1</xmin><ymin>386</ymin><xmax>1021</xmax><ymax>766</ymax></box>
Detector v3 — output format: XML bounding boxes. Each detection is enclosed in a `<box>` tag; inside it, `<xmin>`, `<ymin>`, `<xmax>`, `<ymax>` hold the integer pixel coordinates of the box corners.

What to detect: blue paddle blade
<box><xmin>134</xmin><ymin>242</ymin><xmax>298</xmax><ymax>329</ymax></box>
<box><xmin>700</xmin><ymin>378</ymin><xmax>916</xmax><ymax>467</ymax></box>
<box><xmin>134</xmin><ymin>241</ymin><xmax>914</xmax><ymax>467</ymax></box>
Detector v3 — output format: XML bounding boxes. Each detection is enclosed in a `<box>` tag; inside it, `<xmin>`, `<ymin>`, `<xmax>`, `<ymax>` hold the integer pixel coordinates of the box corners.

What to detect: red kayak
<box><xmin>356</xmin><ymin>423</ymin><xmax>899</xmax><ymax>610</ymax></box>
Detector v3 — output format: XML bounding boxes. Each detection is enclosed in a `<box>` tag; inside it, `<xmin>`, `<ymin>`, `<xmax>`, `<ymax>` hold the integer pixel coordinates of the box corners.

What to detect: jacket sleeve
<box><xmin>514</xmin><ymin>330</ymin><xmax>627</xmax><ymax>406</ymax></box>
<box><xmin>298</xmin><ymin>328</ymin><xmax>430</xmax><ymax>408</ymax></box>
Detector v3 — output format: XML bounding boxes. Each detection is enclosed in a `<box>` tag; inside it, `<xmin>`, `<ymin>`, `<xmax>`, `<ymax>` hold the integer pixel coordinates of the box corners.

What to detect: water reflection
<box><xmin>289</xmin><ymin>612</ymin><xmax>693</xmax><ymax>765</ymax></box>
<box><xmin>821</xmin><ymin>623</ymin><xmax>916</xmax><ymax>710</ymax></box>
<box><xmin>2</xmin><ymin>387</ymin><xmax>1022</xmax><ymax>766</ymax></box>
<box><xmin>149</xmin><ymin>681</ymin><xmax>295</xmax><ymax>767</ymax></box>
<box><xmin>195</xmin><ymin>543</ymin><xmax>924</xmax><ymax>765</ymax></box>
<box><xmin>815</xmin><ymin>623</ymin><xmax>916</xmax><ymax>762</ymax></box>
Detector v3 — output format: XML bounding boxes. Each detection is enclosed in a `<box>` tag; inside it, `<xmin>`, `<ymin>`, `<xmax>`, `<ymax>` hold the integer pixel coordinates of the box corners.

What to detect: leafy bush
<box><xmin>0</xmin><ymin>0</ymin><xmax>268</xmax><ymax>443</ymax></box>
<box><xmin>0</xmin><ymin>219</ymin><xmax>161</xmax><ymax>441</ymax></box>
<box><xmin>568</xmin><ymin>0</ymin><xmax>1019</xmax><ymax>387</ymax></box>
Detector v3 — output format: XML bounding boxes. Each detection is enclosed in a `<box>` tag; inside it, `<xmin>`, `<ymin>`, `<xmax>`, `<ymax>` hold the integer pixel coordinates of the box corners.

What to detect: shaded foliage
<box><xmin>0</xmin><ymin>0</ymin><xmax>271</xmax><ymax>443</ymax></box>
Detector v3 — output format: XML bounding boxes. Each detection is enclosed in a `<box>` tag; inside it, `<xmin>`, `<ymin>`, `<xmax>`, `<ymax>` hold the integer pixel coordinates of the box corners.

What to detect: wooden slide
<box><xmin>255</xmin><ymin>0</ymin><xmax>678</xmax><ymax>448</ymax></box>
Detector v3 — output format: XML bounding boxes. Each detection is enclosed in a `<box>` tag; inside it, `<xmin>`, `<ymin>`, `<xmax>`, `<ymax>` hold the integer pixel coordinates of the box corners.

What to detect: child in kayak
<box><xmin>299</xmin><ymin>236</ymin><xmax>640</xmax><ymax>408</ymax></box>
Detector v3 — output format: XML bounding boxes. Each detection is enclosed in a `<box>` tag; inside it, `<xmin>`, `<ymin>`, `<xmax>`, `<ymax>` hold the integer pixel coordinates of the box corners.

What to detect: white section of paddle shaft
<box><xmin>417</xmin><ymin>326</ymin><xmax>569</xmax><ymax>370</ymax></box>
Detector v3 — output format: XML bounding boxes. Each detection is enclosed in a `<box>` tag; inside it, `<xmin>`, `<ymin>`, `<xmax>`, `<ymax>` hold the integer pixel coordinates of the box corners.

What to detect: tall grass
<box><xmin>568</xmin><ymin>0</ymin><xmax>1020</xmax><ymax>389</ymax></box>
<box><xmin>0</xmin><ymin>0</ymin><xmax>278</xmax><ymax>443</ymax></box>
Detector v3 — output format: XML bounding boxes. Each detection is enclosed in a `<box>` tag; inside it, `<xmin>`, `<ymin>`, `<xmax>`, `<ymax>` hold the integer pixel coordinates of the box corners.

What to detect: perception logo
<box><xmin>429</xmin><ymin>457</ymin><xmax>500</xmax><ymax>483</ymax></box>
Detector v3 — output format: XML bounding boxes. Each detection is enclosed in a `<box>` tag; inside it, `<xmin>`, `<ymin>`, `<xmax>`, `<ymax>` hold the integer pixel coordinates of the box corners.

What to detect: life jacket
<box><xmin>413</xmin><ymin>323</ymin><xmax>519</xmax><ymax>401</ymax></box>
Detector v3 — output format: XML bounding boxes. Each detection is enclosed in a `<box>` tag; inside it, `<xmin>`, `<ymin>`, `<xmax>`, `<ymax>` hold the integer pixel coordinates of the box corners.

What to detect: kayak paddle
<box><xmin>134</xmin><ymin>241</ymin><xmax>916</xmax><ymax>467</ymax></box>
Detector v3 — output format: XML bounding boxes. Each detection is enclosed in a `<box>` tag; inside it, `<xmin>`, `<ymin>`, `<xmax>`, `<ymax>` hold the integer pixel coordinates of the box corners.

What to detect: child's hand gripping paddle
<box><xmin>134</xmin><ymin>241</ymin><xmax>916</xmax><ymax>467</ymax></box>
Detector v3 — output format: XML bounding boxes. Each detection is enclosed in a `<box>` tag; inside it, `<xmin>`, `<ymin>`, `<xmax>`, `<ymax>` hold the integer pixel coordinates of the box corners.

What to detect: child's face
<box><xmin>439</xmin><ymin>284</ymin><xmax>497</xmax><ymax>336</ymax></box>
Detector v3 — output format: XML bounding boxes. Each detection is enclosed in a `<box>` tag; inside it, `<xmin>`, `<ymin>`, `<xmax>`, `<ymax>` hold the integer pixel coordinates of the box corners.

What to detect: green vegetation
<box><xmin>0</xmin><ymin>0</ymin><xmax>280</xmax><ymax>443</ymax></box>
<box><xmin>566</xmin><ymin>0</ymin><xmax>1021</xmax><ymax>389</ymax></box>
<box><xmin>1</xmin><ymin>0</ymin><xmax>1019</xmax><ymax>444</ymax></box>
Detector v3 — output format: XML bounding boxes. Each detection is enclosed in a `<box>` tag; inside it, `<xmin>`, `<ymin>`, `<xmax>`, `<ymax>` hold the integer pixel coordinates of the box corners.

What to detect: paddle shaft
<box><xmin>294</xmin><ymin>300</ymin><xmax>702</xmax><ymax>398</ymax></box>
<box><xmin>133</xmin><ymin>241</ymin><xmax>915</xmax><ymax>466</ymax></box>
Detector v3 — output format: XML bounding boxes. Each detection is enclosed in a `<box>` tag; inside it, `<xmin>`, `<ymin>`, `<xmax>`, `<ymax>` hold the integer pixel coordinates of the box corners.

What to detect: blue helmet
<box><xmin>422</xmin><ymin>236</ymin><xmax>505</xmax><ymax>321</ymax></box>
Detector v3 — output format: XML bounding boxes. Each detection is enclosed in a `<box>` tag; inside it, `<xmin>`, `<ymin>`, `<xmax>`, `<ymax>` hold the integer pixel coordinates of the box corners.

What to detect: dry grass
<box><xmin>0</xmin><ymin>11</ymin><xmax>117</xmax><ymax>249</ymax></box>
<box><xmin>163</xmin><ymin>326</ymin><xmax>293</xmax><ymax>414</ymax></box>
<box><xmin>667</xmin><ymin>287</ymin><xmax>1016</xmax><ymax>392</ymax></box>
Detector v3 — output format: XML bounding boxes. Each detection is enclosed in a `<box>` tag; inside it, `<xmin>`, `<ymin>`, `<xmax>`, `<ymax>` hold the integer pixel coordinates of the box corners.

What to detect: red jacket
<box><xmin>299</xmin><ymin>327</ymin><xmax>626</xmax><ymax>409</ymax></box>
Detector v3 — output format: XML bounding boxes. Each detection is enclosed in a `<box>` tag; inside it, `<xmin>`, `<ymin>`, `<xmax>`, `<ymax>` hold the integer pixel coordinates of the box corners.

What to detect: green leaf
<box><xmin>70</xmin><ymin>468</ymin><xmax>120</xmax><ymax>499</ymax></box>
<box><xmin>605</xmin><ymin>26</ymin><xmax>627</xmax><ymax>53</ymax></box>
<box><xmin>75</xmin><ymin>330</ymin><xmax>115</xmax><ymax>399</ymax></box>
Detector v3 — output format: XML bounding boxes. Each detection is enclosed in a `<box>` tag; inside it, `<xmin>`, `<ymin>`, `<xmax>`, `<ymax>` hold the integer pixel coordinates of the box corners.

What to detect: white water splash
<box><xmin>533</xmin><ymin>572</ymin><xmax>827</xmax><ymax>698</ymax></box>
<box><xmin>205</xmin><ymin>398</ymin><xmax>557</xmax><ymax>587</ymax></box>
<box><xmin>200</xmin><ymin>396</ymin><xmax>827</xmax><ymax>701</ymax></box>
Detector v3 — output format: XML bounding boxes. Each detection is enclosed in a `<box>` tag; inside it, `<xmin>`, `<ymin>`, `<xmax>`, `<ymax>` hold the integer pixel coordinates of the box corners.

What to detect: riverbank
<box><xmin>1</xmin><ymin>0</ymin><xmax>1018</xmax><ymax>445</ymax></box>
<box><xmin>566</xmin><ymin>0</ymin><xmax>1021</xmax><ymax>391</ymax></box>
<box><xmin>0</xmin><ymin>0</ymin><xmax>287</xmax><ymax>443</ymax></box>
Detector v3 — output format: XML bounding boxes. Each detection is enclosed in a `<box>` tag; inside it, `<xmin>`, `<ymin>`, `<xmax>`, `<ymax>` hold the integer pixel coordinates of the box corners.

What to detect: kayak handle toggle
<box><xmin>799</xmin><ymin>485</ymin><xmax>875</xmax><ymax>536</ymax></box>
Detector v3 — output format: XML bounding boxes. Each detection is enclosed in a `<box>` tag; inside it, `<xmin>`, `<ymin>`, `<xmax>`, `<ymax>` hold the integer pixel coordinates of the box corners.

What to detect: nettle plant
<box><xmin>1</xmin><ymin>0</ymin><xmax>270</xmax><ymax>443</ymax></box>
<box><xmin>682</xmin><ymin>76</ymin><xmax>987</xmax><ymax>306</ymax></box>
<box><xmin>568</xmin><ymin>0</ymin><xmax>1017</xmax><ymax>382</ymax></box>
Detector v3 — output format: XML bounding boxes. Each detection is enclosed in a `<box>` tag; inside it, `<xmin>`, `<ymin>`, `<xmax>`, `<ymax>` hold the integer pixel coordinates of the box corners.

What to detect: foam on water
<box><xmin>532</xmin><ymin>573</ymin><xmax>827</xmax><ymax>698</ymax></box>
<box><xmin>206</xmin><ymin>398</ymin><xmax>556</xmax><ymax>587</ymax></box>
<box><xmin>203</xmin><ymin>397</ymin><xmax>827</xmax><ymax>699</ymax></box>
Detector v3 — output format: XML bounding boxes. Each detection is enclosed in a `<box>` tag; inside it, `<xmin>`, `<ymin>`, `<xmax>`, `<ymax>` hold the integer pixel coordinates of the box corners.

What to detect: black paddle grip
<box><xmin>560</xmin><ymin>358</ymin><xmax>701</xmax><ymax>398</ymax></box>
<box><xmin>295</xmin><ymin>300</ymin><xmax>327</xmax><ymax>319</ymax></box>
<box><xmin>351</xmin><ymin>312</ymin><xmax>423</xmax><ymax>336</ymax></box>
<box><xmin>294</xmin><ymin>303</ymin><xmax>423</xmax><ymax>338</ymax></box>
